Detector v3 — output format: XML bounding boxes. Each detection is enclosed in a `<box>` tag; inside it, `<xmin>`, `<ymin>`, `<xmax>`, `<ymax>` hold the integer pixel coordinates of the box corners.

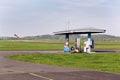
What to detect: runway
<box><xmin>0</xmin><ymin>51</ymin><xmax>120</xmax><ymax>80</ymax></box>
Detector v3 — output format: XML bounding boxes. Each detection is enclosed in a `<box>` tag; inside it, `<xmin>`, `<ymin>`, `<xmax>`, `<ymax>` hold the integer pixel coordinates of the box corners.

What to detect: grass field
<box><xmin>2</xmin><ymin>40</ymin><xmax>120</xmax><ymax>73</ymax></box>
<box><xmin>0</xmin><ymin>40</ymin><xmax>120</xmax><ymax>50</ymax></box>
<box><xmin>0</xmin><ymin>40</ymin><xmax>63</xmax><ymax>50</ymax></box>
<box><xmin>7</xmin><ymin>53</ymin><xmax>120</xmax><ymax>74</ymax></box>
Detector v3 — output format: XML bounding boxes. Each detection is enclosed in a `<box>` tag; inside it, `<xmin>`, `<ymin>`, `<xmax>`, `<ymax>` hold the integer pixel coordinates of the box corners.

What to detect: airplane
<box><xmin>14</xmin><ymin>34</ymin><xmax>19</xmax><ymax>38</ymax></box>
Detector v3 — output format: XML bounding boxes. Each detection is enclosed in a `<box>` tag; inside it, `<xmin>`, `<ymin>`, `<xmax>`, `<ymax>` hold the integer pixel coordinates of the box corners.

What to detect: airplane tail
<box><xmin>14</xmin><ymin>34</ymin><xmax>19</xmax><ymax>38</ymax></box>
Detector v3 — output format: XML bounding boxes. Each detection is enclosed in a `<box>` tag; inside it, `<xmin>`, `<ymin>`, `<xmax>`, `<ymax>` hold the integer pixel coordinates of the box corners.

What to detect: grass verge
<box><xmin>7</xmin><ymin>53</ymin><xmax>120</xmax><ymax>74</ymax></box>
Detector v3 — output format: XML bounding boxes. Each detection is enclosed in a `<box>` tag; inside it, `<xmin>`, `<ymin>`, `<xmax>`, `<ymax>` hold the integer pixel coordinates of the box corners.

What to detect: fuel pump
<box><xmin>70</xmin><ymin>38</ymin><xmax>81</xmax><ymax>53</ymax></box>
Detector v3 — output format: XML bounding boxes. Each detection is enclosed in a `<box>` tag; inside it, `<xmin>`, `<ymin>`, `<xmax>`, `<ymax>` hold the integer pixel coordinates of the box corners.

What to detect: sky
<box><xmin>0</xmin><ymin>0</ymin><xmax>120</xmax><ymax>37</ymax></box>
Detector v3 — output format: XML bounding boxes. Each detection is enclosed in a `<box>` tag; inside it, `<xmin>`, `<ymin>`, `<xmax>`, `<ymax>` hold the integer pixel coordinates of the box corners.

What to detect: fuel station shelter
<box><xmin>54</xmin><ymin>28</ymin><xmax>106</xmax><ymax>53</ymax></box>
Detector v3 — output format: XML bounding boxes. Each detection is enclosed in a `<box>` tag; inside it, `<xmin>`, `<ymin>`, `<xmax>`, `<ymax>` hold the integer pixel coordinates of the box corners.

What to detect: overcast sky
<box><xmin>0</xmin><ymin>0</ymin><xmax>120</xmax><ymax>37</ymax></box>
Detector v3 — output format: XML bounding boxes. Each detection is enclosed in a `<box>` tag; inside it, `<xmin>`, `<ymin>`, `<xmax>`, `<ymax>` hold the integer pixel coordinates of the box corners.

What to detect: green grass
<box><xmin>94</xmin><ymin>41</ymin><xmax>120</xmax><ymax>50</ymax></box>
<box><xmin>0</xmin><ymin>40</ymin><xmax>120</xmax><ymax>50</ymax></box>
<box><xmin>0</xmin><ymin>40</ymin><xmax>63</xmax><ymax>50</ymax></box>
<box><xmin>7</xmin><ymin>53</ymin><xmax>120</xmax><ymax>74</ymax></box>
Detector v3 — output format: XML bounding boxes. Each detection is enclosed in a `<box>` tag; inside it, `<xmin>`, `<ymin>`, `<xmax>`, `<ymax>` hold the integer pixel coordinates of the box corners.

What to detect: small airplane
<box><xmin>14</xmin><ymin>34</ymin><xmax>19</xmax><ymax>38</ymax></box>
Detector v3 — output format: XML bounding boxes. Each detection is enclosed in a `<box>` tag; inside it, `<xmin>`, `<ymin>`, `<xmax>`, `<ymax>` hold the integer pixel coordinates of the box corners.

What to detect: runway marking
<box><xmin>29</xmin><ymin>73</ymin><xmax>54</xmax><ymax>80</ymax></box>
<box><xmin>0</xmin><ymin>67</ymin><xmax>54</xmax><ymax>80</ymax></box>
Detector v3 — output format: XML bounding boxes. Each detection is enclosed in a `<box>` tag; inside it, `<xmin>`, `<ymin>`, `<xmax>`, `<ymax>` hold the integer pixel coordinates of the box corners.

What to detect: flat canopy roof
<box><xmin>54</xmin><ymin>28</ymin><xmax>106</xmax><ymax>35</ymax></box>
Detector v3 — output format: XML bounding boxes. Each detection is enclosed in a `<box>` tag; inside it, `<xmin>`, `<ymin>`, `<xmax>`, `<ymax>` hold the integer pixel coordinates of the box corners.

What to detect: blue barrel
<box><xmin>64</xmin><ymin>46</ymin><xmax>70</xmax><ymax>52</ymax></box>
<box><xmin>91</xmin><ymin>39</ymin><xmax>94</xmax><ymax>48</ymax></box>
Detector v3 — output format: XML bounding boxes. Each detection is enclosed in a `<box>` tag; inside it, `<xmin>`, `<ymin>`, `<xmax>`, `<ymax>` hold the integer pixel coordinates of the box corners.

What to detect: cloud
<box><xmin>49</xmin><ymin>0</ymin><xmax>110</xmax><ymax>16</ymax></box>
<box><xmin>53</xmin><ymin>0</ymin><xmax>108</xmax><ymax>8</ymax></box>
